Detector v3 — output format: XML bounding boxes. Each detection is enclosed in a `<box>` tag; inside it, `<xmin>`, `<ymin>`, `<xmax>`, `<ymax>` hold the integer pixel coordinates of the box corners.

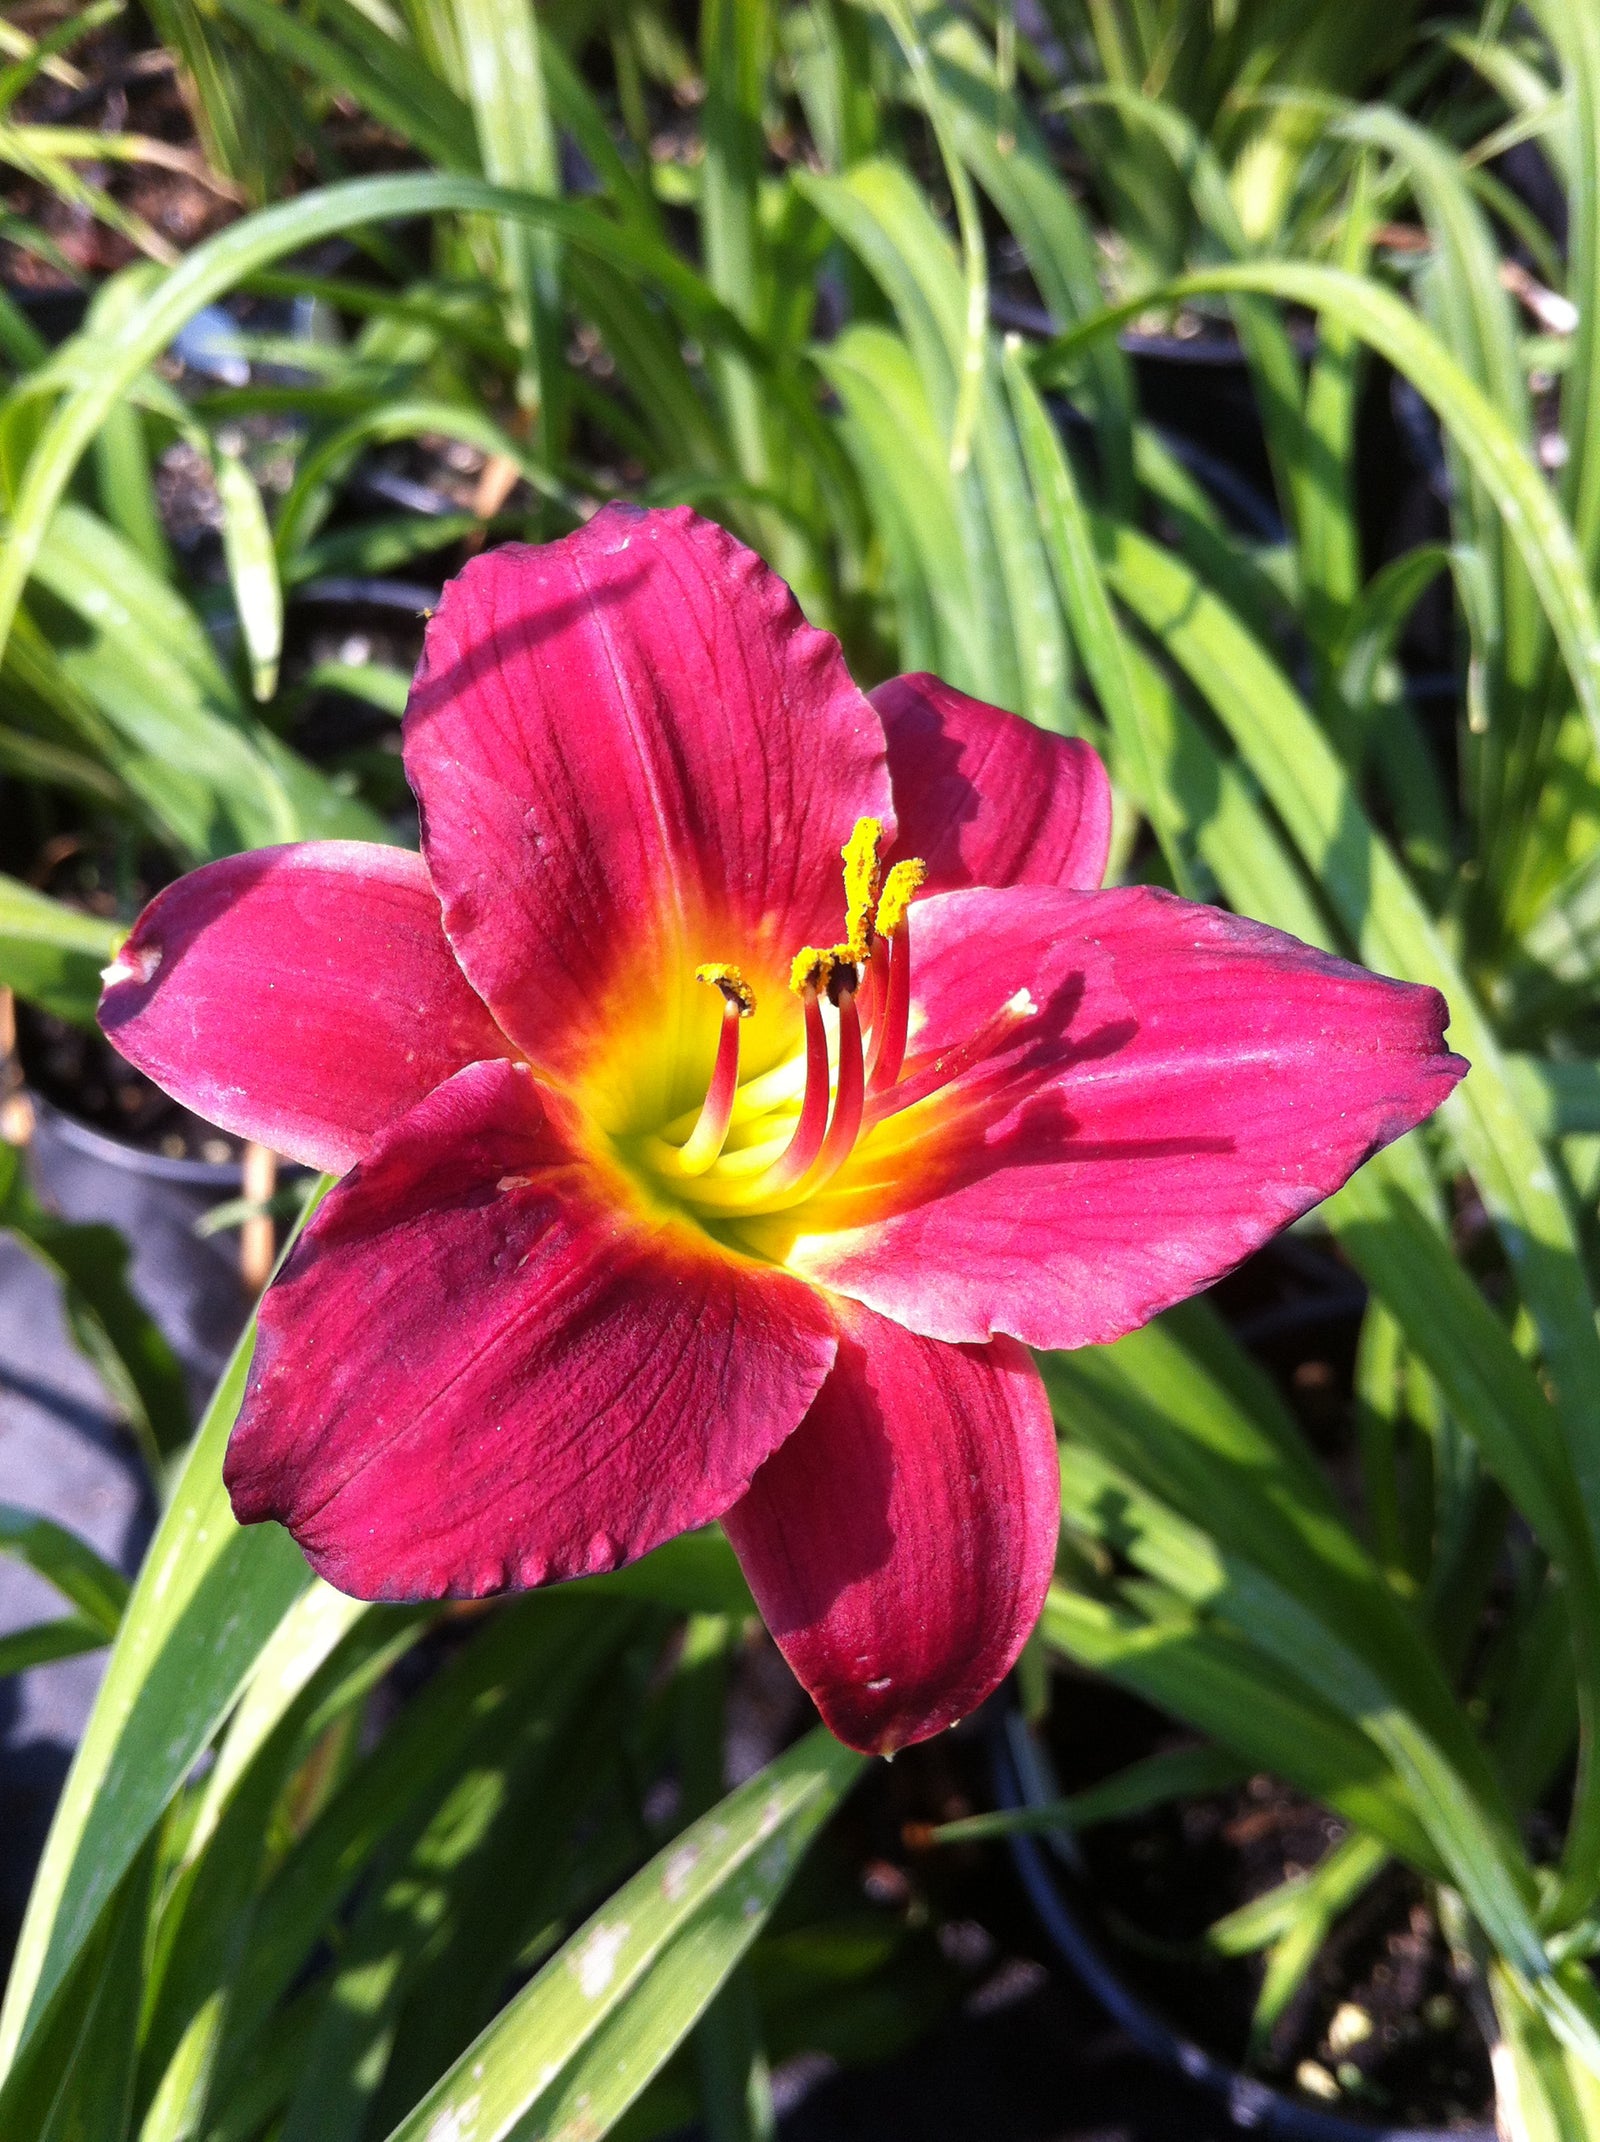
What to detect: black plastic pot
<box><xmin>991</xmin><ymin>1709</ymin><xmax>1498</xmax><ymax>2142</ymax></box>
<box><xmin>24</xmin><ymin>1093</ymin><xmax>255</xmax><ymax>1405</ymax></box>
<box><xmin>0</xmin><ymin>1095</ymin><xmax>260</xmax><ymax>1969</ymax></box>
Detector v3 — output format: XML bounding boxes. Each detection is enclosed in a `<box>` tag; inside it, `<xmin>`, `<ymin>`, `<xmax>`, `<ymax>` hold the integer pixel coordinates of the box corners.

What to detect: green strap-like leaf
<box><xmin>1100</xmin><ymin>522</ymin><xmax>1600</xmax><ymax>1542</ymax></box>
<box><xmin>0</xmin><ymin>171</ymin><xmax>774</xmax><ymax>676</ymax></box>
<box><xmin>0</xmin><ymin>1616</ymin><xmax>111</xmax><ymax>1678</ymax></box>
<box><xmin>0</xmin><ymin>1188</ymin><xmax>333</xmax><ymax>2078</ymax></box>
<box><xmin>0</xmin><ymin>1504</ymin><xmax>129</xmax><ymax>1637</ymax></box>
<box><xmin>928</xmin><ymin>1744</ymin><xmax>1249</xmax><ymax>1845</ymax></box>
<box><xmin>1039</xmin><ymin>1584</ymin><xmax>1440</xmax><ymax>1870</ymax></box>
<box><xmin>212</xmin><ymin>445</ymin><xmax>282</xmax><ymax>702</ymax></box>
<box><xmin>1002</xmin><ymin>341</ymin><xmax>1192</xmax><ymax>889</ymax></box>
<box><xmin>452</xmin><ymin>0</ymin><xmax>563</xmax><ymax>443</ymax></box>
<box><xmin>1040</xmin><ymin>261</ymin><xmax>1600</xmax><ymax>761</ymax></box>
<box><xmin>0</xmin><ymin>1142</ymin><xmax>191</xmax><ymax>1468</ymax></box>
<box><xmin>381</xmin><ymin>1726</ymin><xmax>862</xmax><ymax>2142</ymax></box>
<box><xmin>275</xmin><ymin>1604</ymin><xmax>644</xmax><ymax>2142</ymax></box>
<box><xmin>1053</xmin><ymin>1437</ymin><xmax>1546</xmax><ymax>1973</ymax></box>
<box><xmin>800</xmin><ymin>161</ymin><xmax>1072</xmax><ymax>729</ymax></box>
<box><xmin>0</xmin><ymin>872</ymin><xmax>120</xmax><ymax>1025</ymax></box>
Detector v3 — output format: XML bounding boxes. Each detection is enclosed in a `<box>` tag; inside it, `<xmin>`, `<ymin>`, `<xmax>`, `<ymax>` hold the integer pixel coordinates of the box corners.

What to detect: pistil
<box><xmin>668</xmin><ymin>965</ymin><xmax>754</xmax><ymax>1175</ymax></box>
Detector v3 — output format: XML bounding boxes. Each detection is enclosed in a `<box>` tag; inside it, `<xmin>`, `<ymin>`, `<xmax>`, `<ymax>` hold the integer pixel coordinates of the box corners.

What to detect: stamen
<box><xmin>875</xmin><ymin>857</ymin><xmax>926</xmax><ymax>938</ymax></box>
<box><xmin>866</xmin><ymin>859</ymin><xmax>925</xmax><ymax>1095</ymax></box>
<box><xmin>641</xmin><ymin>841</ymin><xmax>934</xmax><ymax>1220</ymax></box>
<box><xmin>865</xmin><ymin>986</ymin><xmax>1038</xmax><ymax>1129</ymax></box>
<box><xmin>859</xmin><ymin>931</ymin><xmax>889</xmax><ymax>1060</ymax></box>
<box><xmin>790</xmin><ymin>944</ymin><xmax>837</xmax><ymax>996</ymax></box>
<box><xmin>806</xmin><ymin>978</ymin><xmax>865</xmax><ymax>1188</ymax></box>
<box><xmin>689</xmin><ymin>977</ymin><xmax>867</xmax><ymax>1218</ymax></box>
<box><xmin>753</xmin><ymin>975</ymin><xmax>833</xmax><ymax>1193</ymax></box>
<box><xmin>869</xmin><ymin>931</ymin><xmax>911</xmax><ymax>1093</ymax></box>
<box><xmin>840</xmin><ymin>817</ymin><xmax>885</xmax><ymax>963</ymax></box>
<box><xmin>696</xmin><ymin>962</ymin><xmax>756</xmax><ymax>1016</ymax></box>
<box><xmin>669</xmin><ymin>966</ymin><xmax>755</xmax><ymax>1175</ymax></box>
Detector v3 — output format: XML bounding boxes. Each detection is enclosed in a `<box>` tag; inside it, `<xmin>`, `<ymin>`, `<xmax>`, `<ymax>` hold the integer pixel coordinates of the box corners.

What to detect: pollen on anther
<box><xmin>789</xmin><ymin>945</ymin><xmax>836</xmax><ymax>995</ymax></box>
<box><xmin>876</xmin><ymin>857</ymin><xmax>926</xmax><ymax>936</ymax></box>
<box><xmin>840</xmin><ymin>817</ymin><xmax>885</xmax><ymax>962</ymax></box>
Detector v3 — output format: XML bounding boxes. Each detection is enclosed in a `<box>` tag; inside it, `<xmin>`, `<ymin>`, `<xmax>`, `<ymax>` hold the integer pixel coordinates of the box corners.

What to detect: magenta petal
<box><xmin>404</xmin><ymin>506</ymin><xmax>892</xmax><ymax>1078</ymax></box>
<box><xmin>872</xmin><ymin>672</ymin><xmax>1111</xmax><ymax>893</ymax></box>
<box><xmin>99</xmin><ymin>842</ymin><xmax>509</xmax><ymax>1173</ymax></box>
<box><xmin>224</xmin><ymin>1059</ymin><xmax>837</xmax><ymax>1599</ymax></box>
<box><xmin>778</xmin><ymin>886</ymin><xmax>1467</xmax><ymax>1349</ymax></box>
<box><xmin>724</xmin><ymin>1301</ymin><xmax>1059</xmax><ymax>1755</ymax></box>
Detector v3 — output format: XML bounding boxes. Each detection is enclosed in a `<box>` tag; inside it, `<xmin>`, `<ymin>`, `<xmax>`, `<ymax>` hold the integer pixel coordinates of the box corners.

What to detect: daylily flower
<box><xmin>100</xmin><ymin>505</ymin><xmax>1465</xmax><ymax>1754</ymax></box>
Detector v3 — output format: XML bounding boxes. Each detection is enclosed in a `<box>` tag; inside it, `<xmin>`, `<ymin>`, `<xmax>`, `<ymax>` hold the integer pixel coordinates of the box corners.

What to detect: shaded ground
<box><xmin>0</xmin><ymin>1110</ymin><xmax>246</xmax><ymax>1967</ymax></box>
<box><xmin>776</xmin><ymin>1961</ymin><xmax>1236</xmax><ymax>2141</ymax></box>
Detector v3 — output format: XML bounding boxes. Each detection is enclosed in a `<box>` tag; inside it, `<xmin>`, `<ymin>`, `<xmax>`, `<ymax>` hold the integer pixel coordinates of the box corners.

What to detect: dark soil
<box><xmin>0</xmin><ymin>8</ymin><xmax>237</xmax><ymax>290</ymax></box>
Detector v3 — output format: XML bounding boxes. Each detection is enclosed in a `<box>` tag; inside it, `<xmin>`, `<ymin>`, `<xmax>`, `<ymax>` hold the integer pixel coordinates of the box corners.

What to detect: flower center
<box><xmin>635</xmin><ymin>819</ymin><xmax>937</xmax><ymax>1221</ymax></box>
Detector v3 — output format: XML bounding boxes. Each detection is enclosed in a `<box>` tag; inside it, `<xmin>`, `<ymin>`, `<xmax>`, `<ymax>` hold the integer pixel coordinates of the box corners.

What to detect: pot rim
<box><xmin>992</xmin><ymin>1701</ymin><xmax>1497</xmax><ymax>2142</ymax></box>
<box><xmin>26</xmin><ymin>1090</ymin><xmax>246</xmax><ymax>1188</ymax></box>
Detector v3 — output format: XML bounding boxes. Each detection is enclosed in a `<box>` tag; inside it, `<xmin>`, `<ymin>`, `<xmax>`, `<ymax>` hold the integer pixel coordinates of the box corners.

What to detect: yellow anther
<box><xmin>696</xmin><ymin>962</ymin><xmax>756</xmax><ymax>1015</ymax></box>
<box><xmin>840</xmin><ymin>816</ymin><xmax>885</xmax><ymax>961</ymax></box>
<box><xmin>789</xmin><ymin>945</ymin><xmax>837</xmax><ymax>996</ymax></box>
<box><xmin>876</xmin><ymin>857</ymin><xmax>927</xmax><ymax>936</ymax></box>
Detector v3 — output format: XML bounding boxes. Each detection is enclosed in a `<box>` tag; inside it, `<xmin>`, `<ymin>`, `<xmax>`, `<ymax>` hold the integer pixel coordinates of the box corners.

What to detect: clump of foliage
<box><xmin>4</xmin><ymin>2</ymin><xmax>1600</xmax><ymax>2137</ymax></box>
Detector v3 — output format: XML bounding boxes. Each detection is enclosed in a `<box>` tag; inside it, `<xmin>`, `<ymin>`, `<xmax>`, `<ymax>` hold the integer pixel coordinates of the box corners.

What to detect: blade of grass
<box><xmin>0</xmin><ymin>171</ymin><xmax>779</xmax><ymax>672</ymax></box>
<box><xmin>0</xmin><ymin>875</ymin><xmax>120</xmax><ymax>1025</ymax></box>
<box><xmin>212</xmin><ymin>445</ymin><xmax>282</xmax><ymax>702</ymax></box>
<box><xmin>1003</xmin><ymin>338</ymin><xmax>1193</xmax><ymax>888</ymax></box>
<box><xmin>379</xmin><ymin>1728</ymin><xmax>861</xmax><ymax>2142</ymax></box>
